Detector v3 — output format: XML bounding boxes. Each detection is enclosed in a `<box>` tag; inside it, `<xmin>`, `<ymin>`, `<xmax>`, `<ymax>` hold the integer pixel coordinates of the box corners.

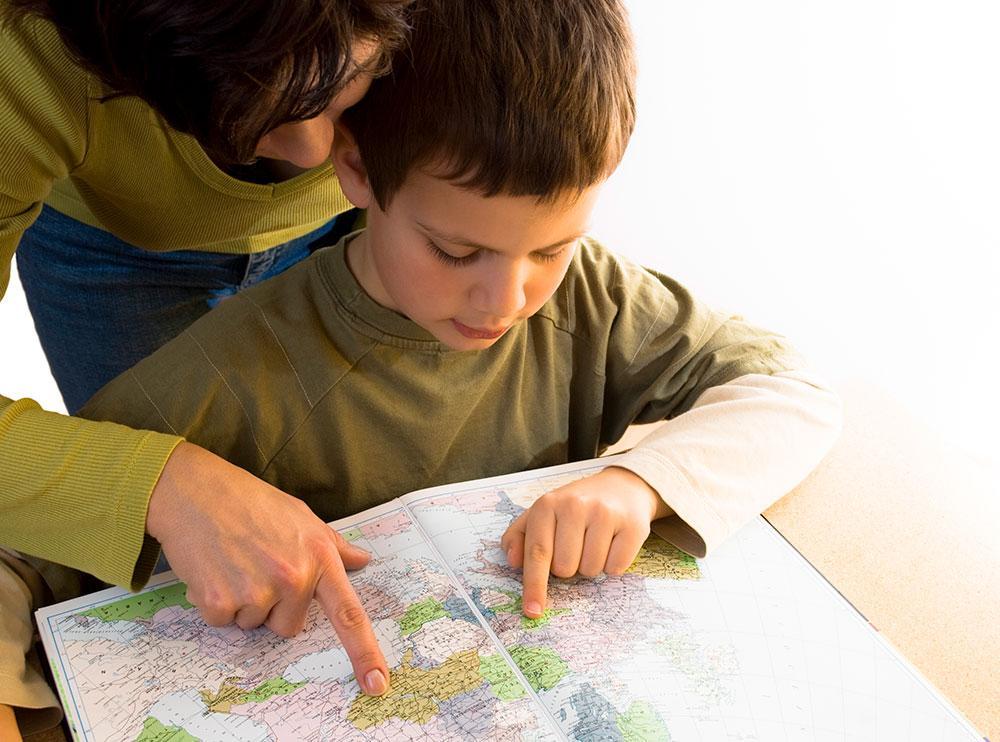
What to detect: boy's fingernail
<box><xmin>365</xmin><ymin>669</ymin><xmax>388</xmax><ymax>695</ymax></box>
<box><xmin>524</xmin><ymin>601</ymin><xmax>542</xmax><ymax>617</ymax></box>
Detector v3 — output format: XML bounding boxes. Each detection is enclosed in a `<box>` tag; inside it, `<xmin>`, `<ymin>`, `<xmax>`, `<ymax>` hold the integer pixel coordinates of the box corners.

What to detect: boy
<box><xmin>5</xmin><ymin>0</ymin><xmax>840</xmax><ymax>729</ymax></box>
<box><xmin>85</xmin><ymin>0</ymin><xmax>837</xmax><ymax>626</ymax></box>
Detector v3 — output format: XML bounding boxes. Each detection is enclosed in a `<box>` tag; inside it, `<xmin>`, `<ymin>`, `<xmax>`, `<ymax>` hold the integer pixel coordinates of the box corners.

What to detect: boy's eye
<box><xmin>427</xmin><ymin>240</ymin><xmax>479</xmax><ymax>267</ymax></box>
<box><xmin>533</xmin><ymin>244</ymin><xmax>571</xmax><ymax>263</ymax></box>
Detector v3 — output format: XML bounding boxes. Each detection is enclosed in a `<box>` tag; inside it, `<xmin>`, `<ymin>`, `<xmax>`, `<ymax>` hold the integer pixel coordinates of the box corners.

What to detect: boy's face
<box><xmin>346</xmin><ymin>170</ymin><xmax>600</xmax><ymax>350</ymax></box>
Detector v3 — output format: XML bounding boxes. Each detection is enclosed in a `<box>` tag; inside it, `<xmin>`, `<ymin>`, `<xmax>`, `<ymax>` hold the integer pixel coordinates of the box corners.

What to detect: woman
<box><xmin>0</xmin><ymin>0</ymin><xmax>411</xmax><ymax>731</ymax></box>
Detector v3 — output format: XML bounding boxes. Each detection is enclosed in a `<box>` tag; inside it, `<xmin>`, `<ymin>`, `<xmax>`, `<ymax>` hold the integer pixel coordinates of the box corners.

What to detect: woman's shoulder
<box><xmin>1</xmin><ymin>9</ymin><xmax>90</xmax><ymax>202</ymax></box>
<box><xmin>1</xmin><ymin>9</ymin><xmax>90</xmax><ymax>132</ymax></box>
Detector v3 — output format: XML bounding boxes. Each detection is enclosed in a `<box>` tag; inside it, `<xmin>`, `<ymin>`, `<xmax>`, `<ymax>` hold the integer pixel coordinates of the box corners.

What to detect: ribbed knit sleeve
<box><xmin>0</xmin><ymin>396</ymin><xmax>182</xmax><ymax>589</ymax></box>
<box><xmin>0</xmin><ymin>13</ymin><xmax>88</xmax><ymax>296</ymax></box>
<box><xmin>2</xmin><ymin>13</ymin><xmax>346</xmax><ymax>589</ymax></box>
<box><xmin>0</xmin><ymin>16</ymin><xmax>176</xmax><ymax>588</ymax></box>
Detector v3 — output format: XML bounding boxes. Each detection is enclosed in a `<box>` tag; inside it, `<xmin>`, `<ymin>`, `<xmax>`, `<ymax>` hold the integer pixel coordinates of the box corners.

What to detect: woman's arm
<box><xmin>0</xmin><ymin>396</ymin><xmax>182</xmax><ymax>588</ymax></box>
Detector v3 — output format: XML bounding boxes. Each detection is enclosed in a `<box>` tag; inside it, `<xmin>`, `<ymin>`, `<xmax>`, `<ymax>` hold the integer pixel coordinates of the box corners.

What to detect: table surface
<box><xmin>616</xmin><ymin>380</ymin><xmax>999</xmax><ymax>739</ymax></box>
<box><xmin>765</xmin><ymin>381</ymin><xmax>998</xmax><ymax>739</ymax></box>
<box><xmin>24</xmin><ymin>382</ymin><xmax>999</xmax><ymax>741</ymax></box>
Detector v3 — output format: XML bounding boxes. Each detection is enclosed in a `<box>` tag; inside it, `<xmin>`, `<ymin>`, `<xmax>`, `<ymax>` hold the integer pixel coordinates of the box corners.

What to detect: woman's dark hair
<box><xmin>4</xmin><ymin>0</ymin><xmax>412</xmax><ymax>164</ymax></box>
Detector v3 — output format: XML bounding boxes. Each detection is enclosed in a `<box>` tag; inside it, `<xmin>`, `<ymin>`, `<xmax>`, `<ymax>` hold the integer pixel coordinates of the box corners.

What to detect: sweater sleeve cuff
<box><xmin>0</xmin><ymin>397</ymin><xmax>182</xmax><ymax>589</ymax></box>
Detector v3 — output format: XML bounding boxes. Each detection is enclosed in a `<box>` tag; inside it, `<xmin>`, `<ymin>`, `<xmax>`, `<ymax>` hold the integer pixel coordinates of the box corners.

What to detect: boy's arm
<box><xmin>617</xmin><ymin>368</ymin><xmax>842</xmax><ymax>557</ymax></box>
<box><xmin>582</xmin><ymin>244</ymin><xmax>842</xmax><ymax>556</ymax></box>
<box><xmin>507</xmin><ymin>242</ymin><xmax>841</xmax><ymax>583</ymax></box>
<box><xmin>503</xmin><ymin>372</ymin><xmax>839</xmax><ymax>614</ymax></box>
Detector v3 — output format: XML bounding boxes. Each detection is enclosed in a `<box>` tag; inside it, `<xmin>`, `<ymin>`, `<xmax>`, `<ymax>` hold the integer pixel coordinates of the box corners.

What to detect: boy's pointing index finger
<box><xmin>518</xmin><ymin>506</ymin><xmax>556</xmax><ymax>619</ymax></box>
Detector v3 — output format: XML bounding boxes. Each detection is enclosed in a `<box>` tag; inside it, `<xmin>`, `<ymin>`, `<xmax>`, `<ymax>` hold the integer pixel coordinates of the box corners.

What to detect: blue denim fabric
<box><xmin>16</xmin><ymin>206</ymin><xmax>357</xmax><ymax>413</ymax></box>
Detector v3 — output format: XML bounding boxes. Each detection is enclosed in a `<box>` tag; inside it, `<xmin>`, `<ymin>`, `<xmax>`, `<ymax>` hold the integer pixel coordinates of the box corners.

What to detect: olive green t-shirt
<box><xmin>82</xmin><ymin>235</ymin><xmax>803</xmax><ymax>535</ymax></box>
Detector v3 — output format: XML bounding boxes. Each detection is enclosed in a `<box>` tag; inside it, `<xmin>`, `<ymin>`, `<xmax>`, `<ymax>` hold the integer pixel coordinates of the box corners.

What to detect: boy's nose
<box><xmin>474</xmin><ymin>264</ymin><xmax>528</xmax><ymax>319</ymax></box>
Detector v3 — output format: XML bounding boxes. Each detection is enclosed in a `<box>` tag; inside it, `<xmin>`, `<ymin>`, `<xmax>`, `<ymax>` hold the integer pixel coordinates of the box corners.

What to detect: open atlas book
<box><xmin>37</xmin><ymin>456</ymin><xmax>983</xmax><ymax>741</ymax></box>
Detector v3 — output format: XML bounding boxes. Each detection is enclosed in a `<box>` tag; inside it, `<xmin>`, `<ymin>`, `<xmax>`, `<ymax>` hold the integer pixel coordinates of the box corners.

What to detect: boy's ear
<box><xmin>331</xmin><ymin>123</ymin><xmax>373</xmax><ymax>209</ymax></box>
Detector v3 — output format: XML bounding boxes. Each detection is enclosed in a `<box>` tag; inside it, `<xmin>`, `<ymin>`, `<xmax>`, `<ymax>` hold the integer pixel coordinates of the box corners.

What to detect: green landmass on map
<box><xmin>341</xmin><ymin>527</ymin><xmax>363</xmax><ymax>542</ymax></box>
<box><xmin>347</xmin><ymin>649</ymin><xmax>482</xmax><ymax>729</ymax></box>
<box><xmin>399</xmin><ymin>597</ymin><xmax>448</xmax><ymax>635</ymax></box>
<box><xmin>617</xmin><ymin>699</ymin><xmax>671</xmax><ymax>741</ymax></box>
<box><xmin>653</xmin><ymin>631</ymin><xmax>729</xmax><ymax>702</ymax></box>
<box><xmin>81</xmin><ymin>582</ymin><xmax>192</xmax><ymax>623</ymax></box>
<box><xmin>626</xmin><ymin>535</ymin><xmax>700</xmax><ymax>580</ymax></box>
<box><xmin>243</xmin><ymin>676</ymin><xmax>306</xmax><ymax>703</ymax></box>
<box><xmin>493</xmin><ymin>591</ymin><xmax>571</xmax><ymax>630</ymax></box>
<box><xmin>134</xmin><ymin>716</ymin><xmax>199</xmax><ymax>742</ymax></box>
<box><xmin>508</xmin><ymin>645</ymin><xmax>568</xmax><ymax>692</ymax></box>
<box><xmin>201</xmin><ymin>675</ymin><xmax>305</xmax><ymax>713</ymax></box>
<box><xmin>478</xmin><ymin>653</ymin><xmax>526</xmax><ymax>700</ymax></box>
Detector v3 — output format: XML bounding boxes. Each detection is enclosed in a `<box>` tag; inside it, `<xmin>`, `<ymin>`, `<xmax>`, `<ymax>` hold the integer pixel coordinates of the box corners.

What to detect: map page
<box><xmin>38</xmin><ymin>457</ymin><xmax>983</xmax><ymax>741</ymax></box>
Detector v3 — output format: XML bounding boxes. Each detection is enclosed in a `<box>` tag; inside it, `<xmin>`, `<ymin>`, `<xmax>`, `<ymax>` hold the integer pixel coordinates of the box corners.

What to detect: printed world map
<box><xmin>39</xmin><ymin>461</ymin><xmax>981</xmax><ymax>741</ymax></box>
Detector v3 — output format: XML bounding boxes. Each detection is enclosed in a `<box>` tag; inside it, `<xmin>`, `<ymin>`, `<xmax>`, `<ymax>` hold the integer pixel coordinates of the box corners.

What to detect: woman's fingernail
<box><xmin>365</xmin><ymin>669</ymin><xmax>387</xmax><ymax>695</ymax></box>
<box><xmin>506</xmin><ymin>547</ymin><xmax>514</xmax><ymax>564</ymax></box>
<box><xmin>524</xmin><ymin>601</ymin><xmax>542</xmax><ymax>617</ymax></box>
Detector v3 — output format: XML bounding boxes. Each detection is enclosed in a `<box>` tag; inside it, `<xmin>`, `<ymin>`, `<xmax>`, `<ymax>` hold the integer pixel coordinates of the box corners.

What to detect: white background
<box><xmin>2</xmin><ymin>0</ymin><xmax>998</xmax><ymax>468</ymax></box>
<box><xmin>593</xmin><ymin>0</ymin><xmax>999</xmax><ymax>467</ymax></box>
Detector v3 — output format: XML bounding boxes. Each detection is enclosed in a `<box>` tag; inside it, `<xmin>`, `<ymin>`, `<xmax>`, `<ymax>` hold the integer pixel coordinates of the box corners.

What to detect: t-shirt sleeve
<box><xmin>79</xmin><ymin>289</ymin><xmax>307</xmax><ymax>481</ymax></box>
<box><xmin>566</xmin><ymin>240</ymin><xmax>840</xmax><ymax>556</ymax></box>
<box><xmin>81</xmin><ymin>341</ymin><xmax>271</xmax><ymax>479</ymax></box>
<box><xmin>574</xmin><ymin>240</ymin><xmax>806</xmax><ymax>448</ymax></box>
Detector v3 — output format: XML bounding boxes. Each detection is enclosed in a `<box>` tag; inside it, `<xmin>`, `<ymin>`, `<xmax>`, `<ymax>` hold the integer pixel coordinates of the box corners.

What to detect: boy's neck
<box><xmin>344</xmin><ymin>230</ymin><xmax>398</xmax><ymax>312</ymax></box>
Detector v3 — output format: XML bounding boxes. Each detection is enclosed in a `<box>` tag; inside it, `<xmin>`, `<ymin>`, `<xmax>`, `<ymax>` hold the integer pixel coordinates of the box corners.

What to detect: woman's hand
<box><xmin>148</xmin><ymin>442</ymin><xmax>389</xmax><ymax>696</ymax></box>
<box><xmin>501</xmin><ymin>466</ymin><xmax>671</xmax><ymax>618</ymax></box>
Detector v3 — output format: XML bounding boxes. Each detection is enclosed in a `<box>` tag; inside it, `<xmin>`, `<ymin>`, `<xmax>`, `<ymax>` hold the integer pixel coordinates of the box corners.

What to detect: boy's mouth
<box><xmin>451</xmin><ymin>320</ymin><xmax>511</xmax><ymax>340</ymax></box>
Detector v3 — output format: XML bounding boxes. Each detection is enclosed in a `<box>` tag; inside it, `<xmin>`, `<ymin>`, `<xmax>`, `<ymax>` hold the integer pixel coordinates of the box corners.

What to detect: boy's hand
<box><xmin>501</xmin><ymin>466</ymin><xmax>671</xmax><ymax>618</ymax></box>
<box><xmin>149</xmin><ymin>442</ymin><xmax>390</xmax><ymax>696</ymax></box>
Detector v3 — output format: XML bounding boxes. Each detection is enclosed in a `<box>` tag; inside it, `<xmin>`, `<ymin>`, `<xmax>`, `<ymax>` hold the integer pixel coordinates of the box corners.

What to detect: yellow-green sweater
<box><xmin>0</xmin><ymin>9</ymin><xmax>351</xmax><ymax>588</ymax></box>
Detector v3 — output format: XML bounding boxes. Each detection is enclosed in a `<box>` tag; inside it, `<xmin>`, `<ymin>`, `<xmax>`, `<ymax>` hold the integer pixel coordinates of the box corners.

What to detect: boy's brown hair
<box><xmin>343</xmin><ymin>0</ymin><xmax>636</xmax><ymax>207</ymax></box>
<box><xmin>3</xmin><ymin>0</ymin><xmax>413</xmax><ymax>165</ymax></box>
